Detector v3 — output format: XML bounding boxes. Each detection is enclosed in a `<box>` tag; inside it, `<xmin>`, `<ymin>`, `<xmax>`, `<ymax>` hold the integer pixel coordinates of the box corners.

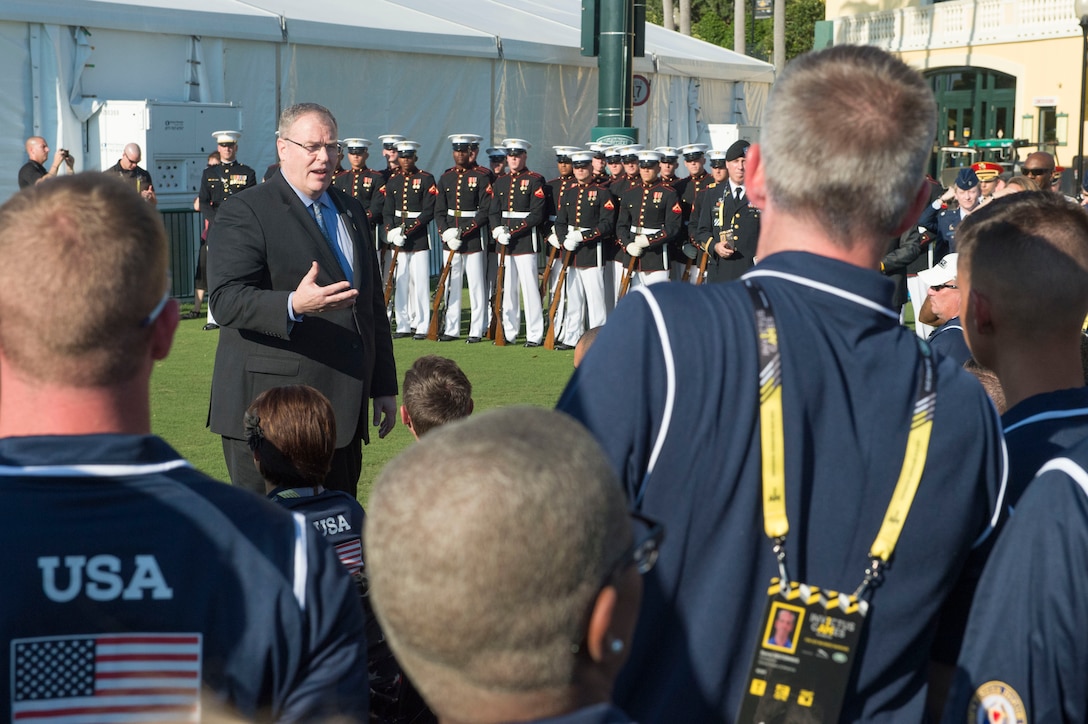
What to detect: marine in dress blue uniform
<box><xmin>382</xmin><ymin>140</ymin><xmax>436</xmax><ymax>339</ymax></box>
<box><xmin>552</xmin><ymin>150</ymin><xmax>617</xmax><ymax>347</ymax></box>
<box><xmin>615</xmin><ymin>150</ymin><xmax>683</xmax><ymax>288</ymax></box>
<box><xmin>488</xmin><ymin>138</ymin><xmax>547</xmax><ymax>346</ymax></box>
<box><xmin>435</xmin><ymin>134</ymin><xmax>494</xmax><ymax>342</ymax></box>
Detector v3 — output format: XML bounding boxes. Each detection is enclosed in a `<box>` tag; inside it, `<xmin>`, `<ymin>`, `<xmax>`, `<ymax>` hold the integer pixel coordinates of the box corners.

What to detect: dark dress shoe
<box><xmin>466</xmin><ymin>337</ymin><xmax>483</xmax><ymax>344</ymax></box>
<box><xmin>202</xmin><ymin>323</ymin><xmax>219</xmax><ymax>331</ymax></box>
<box><xmin>524</xmin><ymin>341</ymin><xmax>542</xmax><ymax>348</ymax></box>
<box><xmin>413</xmin><ymin>334</ymin><xmax>427</xmax><ymax>340</ymax></box>
<box><xmin>393</xmin><ymin>332</ymin><xmax>412</xmax><ymax>339</ymax></box>
<box><xmin>438</xmin><ymin>334</ymin><xmax>459</xmax><ymax>342</ymax></box>
<box><xmin>182</xmin><ymin>310</ymin><xmax>201</xmax><ymax>320</ymax></box>
<box><xmin>555</xmin><ymin>343</ymin><xmax>575</xmax><ymax>351</ymax></box>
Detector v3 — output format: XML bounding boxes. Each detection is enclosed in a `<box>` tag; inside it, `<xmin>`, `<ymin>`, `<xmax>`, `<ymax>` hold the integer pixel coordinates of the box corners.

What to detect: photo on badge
<box><xmin>762</xmin><ymin>601</ymin><xmax>804</xmax><ymax>654</ymax></box>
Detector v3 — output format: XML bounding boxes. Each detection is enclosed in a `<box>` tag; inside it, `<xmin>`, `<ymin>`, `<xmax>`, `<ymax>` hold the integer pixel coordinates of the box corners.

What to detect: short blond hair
<box><xmin>366</xmin><ymin>407</ymin><xmax>630</xmax><ymax>720</ymax></box>
<box><xmin>0</xmin><ymin>173</ymin><xmax>168</xmax><ymax>385</ymax></box>
<box><xmin>760</xmin><ymin>45</ymin><xmax>936</xmax><ymax>244</ymax></box>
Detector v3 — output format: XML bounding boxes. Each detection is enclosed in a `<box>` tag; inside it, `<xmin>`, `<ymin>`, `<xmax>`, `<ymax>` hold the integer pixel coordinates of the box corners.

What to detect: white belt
<box><xmin>447</xmin><ymin>209</ymin><xmax>478</xmax><ymax>215</ymax></box>
<box><xmin>394</xmin><ymin>210</ymin><xmax>422</xmax><ymax>218</ymax></box>
<box><xmin>502</xmin><ymin>211</ymin><xmax>531</xmax><ymax>219</ymax></box>
<box><xmin>631</xmin><ymin>226</ymin><xmax>661</xmax><ymax>235</ymax></box>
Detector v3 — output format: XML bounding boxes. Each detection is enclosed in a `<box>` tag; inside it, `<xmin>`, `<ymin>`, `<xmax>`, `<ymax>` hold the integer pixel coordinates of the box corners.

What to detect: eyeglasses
<box><xmin>604</xmin><ymin>511</ymin><xmax>665</xmax><ymax>582</ymax></box>
<box><xmin>1023</xmin><ymin>167</ymin><xmax>1054</xmax><ymax>177</ymax></box>
<box><xmin>930</xmin><ymin>283</ymin><xmax>958</xmax><ymax>291</ymax></box>
<box><xmin>139</xmin><ymin>289</ymin><xmax>172</xmax><ymax>328</ymax></box>
<box><xmin>283</xmin><ymin>137</ymin><xmax>342</xmax><ymax>157</ymax></box>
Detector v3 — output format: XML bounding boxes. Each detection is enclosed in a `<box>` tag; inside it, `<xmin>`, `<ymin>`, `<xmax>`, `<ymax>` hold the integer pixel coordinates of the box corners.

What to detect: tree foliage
<box><xmin>653</xmin><ymin>0</ymin><xmax>824</xmax><ymax>62</ymax></box>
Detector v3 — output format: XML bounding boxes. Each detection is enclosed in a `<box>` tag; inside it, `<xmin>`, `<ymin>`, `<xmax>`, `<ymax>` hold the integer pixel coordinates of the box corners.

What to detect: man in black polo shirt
<box><xmin>105</xmin><ymin>143</ymin><xmax>156</xmax><ymax>206</ymax></box>
<box><xmin>18</xmin><ymin>136</ymin><xmax>72</xmax><ymax>188</ymax></box>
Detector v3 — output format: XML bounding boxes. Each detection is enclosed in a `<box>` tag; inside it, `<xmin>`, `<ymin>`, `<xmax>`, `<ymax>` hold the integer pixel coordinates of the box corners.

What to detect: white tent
<box><xmin>0</xmin><ymin>0</ymin><xmax>773</xmax><ymax>203</ymax></box>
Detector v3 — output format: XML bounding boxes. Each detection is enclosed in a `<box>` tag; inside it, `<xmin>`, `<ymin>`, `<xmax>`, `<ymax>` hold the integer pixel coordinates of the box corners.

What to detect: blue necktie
<box><xmin>310</xmin><ymin>201</ymin><xmax>352</xmax><ymax>280</ymax></box>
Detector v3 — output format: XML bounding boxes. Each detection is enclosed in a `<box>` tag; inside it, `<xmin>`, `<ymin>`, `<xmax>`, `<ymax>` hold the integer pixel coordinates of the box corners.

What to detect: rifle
<box><xmin>539</xmin><ymin>243</ymin><xmax>559</xmax><ymax>298</ymax></box>
<box><xmin>680</xmin><ymin>255</ymin><xmax>694</xmax><ymax>283</ymax></box>
<box><xmin>426</xmin><ymin>249</ymin><xmax>457</xmax><ymax>340</ymax></box>
<box><xmin>383</xmin><ymin>246</ymin><xmax>399</xmax><ymax>307</ymax></box>
<box><xmin>693</xmin><ymin>247</ymin><xmax>710</xmax><ymax>286</ymax></box>
<box><xmin>617</xmin><ymin>254</ymin><xmax>638</xmax><ymax>301</ymax></box>
<box><xmin>544</xmin><ymin>250</ymin><xmax>574</xmax><ymax>350</ymax></box>
<box><xmin>488</xmin><ymin>245</ymin><xmax>508</xmax><ymax>346</ymax></box>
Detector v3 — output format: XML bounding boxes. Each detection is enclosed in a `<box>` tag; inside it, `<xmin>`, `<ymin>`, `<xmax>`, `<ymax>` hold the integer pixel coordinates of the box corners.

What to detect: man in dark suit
<box><xmin>208</xmin><ymin>102</ymin><xmax>398</xmax><ymax>497</ymax></box>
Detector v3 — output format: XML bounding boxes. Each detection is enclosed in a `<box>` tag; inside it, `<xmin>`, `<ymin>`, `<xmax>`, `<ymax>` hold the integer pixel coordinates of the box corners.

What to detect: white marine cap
<box><xmin>637</xmin><ymin>150</ymin><xmax>663</xmax><ymax>164</ymax></box>
<box><xmin>553</xmin><ymin>145</ymin><xmax>583</xmax><ymax>159</ymax></box>
<box><xmin>395</xmin><ymin>140</ymin><xmax>421</xmax><ymax>155</ymax></box>
<box><xmin>502</xmin><ymin>138</ymin><xmax>532</xmax><ymax>152</ymax></box>
<box><xmin>448</xmin><ymin>134</ymin><xmax>478</xmax><ymax>148</ymax></box>
<box><xmin>707</xmin><ymin>150</ymin><xmax>729</xmax><ymax>167</ymax></box>
<box><xmin>618</xmin><ymin>144</ymin><xmax>645</xmax><ymax>159</ymax></box>
<box><xmin>570</xmin><ymin>150</ymin><xmax>595</xmax><ymax>165</ymax></box>
<box><xmin>378</xmin><ymin>134</ymin><xmax>406</xmax><ymax>149</ymax></box>
<box><xmin>679</xmin><ymin>143</ymin><xmax>709</xmax><ymax>158</ymax></box>
<box><xmin>655</xmin><ymin>146</ymin><xmax>679</xmax><ymax>160</ymax></box>
<box><xmin>604</xmin><ymin>145</ymin><xmax>624</xmax><ymax>159</ymax></box>
<box><xmin>586</xmin><ymin>142</ymin><xmax>608</xmax><ymax>156</ymax></box>
<box><xmin>212</xmin><ymin>130</ymin><xmax>241</xmax><ymax>144</ymax></box>
<box><xmin>342</xmin><ymin>138</ymin><xmax>371</xmax><ymax>151</ymax></box>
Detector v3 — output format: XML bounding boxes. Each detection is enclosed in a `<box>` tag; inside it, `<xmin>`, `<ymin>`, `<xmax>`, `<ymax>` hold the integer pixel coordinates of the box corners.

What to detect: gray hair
<box><xmin>365</xmin><ymin>407</ymin><xmax>630</xmax><ymax>720</ymax></box>
<box><xmin>277</xmin><ymin>103</ymin><xmax>337</xmax><ymax>137</ymax></box>
<box><xmin>760</xmin><ymin>45</ymin><xmax>936</xmax><ymax>244</ymax></box>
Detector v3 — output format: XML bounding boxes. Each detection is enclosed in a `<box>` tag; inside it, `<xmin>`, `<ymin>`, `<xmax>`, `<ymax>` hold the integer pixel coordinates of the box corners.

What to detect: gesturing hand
<box><xmin>291</xmin><ymin>262</ymin><xmax>358</xmax><ymax>315</ymax></box>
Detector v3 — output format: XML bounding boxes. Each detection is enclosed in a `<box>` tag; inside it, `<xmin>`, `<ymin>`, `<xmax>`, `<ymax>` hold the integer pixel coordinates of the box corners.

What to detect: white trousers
<box><xmin>394</xmin><ymin>249</ymin><xmax>430</xmax><ymax>334</ymax></box>
<box><xmin>443</xmin><ymin>251</ymin><xmax>488</xmax><ymax>338</ymax></box>
<box><xmin>503</xmin><ymin>252</ymin><xmax>544</xmax><ymax>344</ymax></box>
<box><xmin>555</xmin><ymin>266</ymin><xmax>608</xmax><ymax>345</ymax></box>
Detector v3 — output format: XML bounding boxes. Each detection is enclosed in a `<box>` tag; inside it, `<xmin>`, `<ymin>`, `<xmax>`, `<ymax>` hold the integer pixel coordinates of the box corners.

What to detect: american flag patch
<box><xmin>12</xmin><ymin>633</ymin><xmax>202</xmax><ymax>722</ymax></box>
<box><xmin>335</xmin><ymin>538</ymin><xmax>364</xmax><ymax>575</ymax></box>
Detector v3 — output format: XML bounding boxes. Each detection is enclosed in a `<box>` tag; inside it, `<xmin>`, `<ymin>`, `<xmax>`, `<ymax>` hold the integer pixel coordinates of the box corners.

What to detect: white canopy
<box><xmin>0</xmin><ymin>0</ymin><xmax>774</xmax><ymax>201</ymax></box>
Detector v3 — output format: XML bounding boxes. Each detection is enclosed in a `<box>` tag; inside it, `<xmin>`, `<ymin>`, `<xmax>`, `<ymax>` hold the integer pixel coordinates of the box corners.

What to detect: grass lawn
<box><xmin>151</xmin><ymin>302</ymin><xmax>578</xmax><ymax>507</ymax></box>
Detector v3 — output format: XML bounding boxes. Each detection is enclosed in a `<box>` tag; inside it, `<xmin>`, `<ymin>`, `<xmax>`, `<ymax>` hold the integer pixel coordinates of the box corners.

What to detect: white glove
<box><xmin>447</xmin><ymin>236</ymin><xmax>463</xmax><ymax>251</ymax></box>
<box><xmin>563</xmin><ymin>235</ymin><xmax>580</xmax><ymax>251</ymax></box>
<box><xmin>547</xmin><ymin>231</ymin><xmax>561</xmax><ymax>249</ymax></box>
<box><xmin>567</xmin><ymin>230</ymin><xmax>585</xmax><ymax>245</ymax></box>
<box><xmin>497</xmin><ymin>231</ymin><xmax>511</xmax><ymax>246</ymax></box>
<box><xmin>492</xmin><ymin>225</ymin><xmax>509</xmax><ymax>240</ymax></box>
<box><xmin>388</xmin><ymin>227</ymin><xmax>405</xmax><ymax>247</ymax></box>
<box><xmin>625</xmin><ymin>242</ymin><xmax>644</xmax><ymax>257</ymax></box>
<box><xmin>441</xmin><ymin>227</ymin><xmax>460</xmax><ymax>243</ymax></box>
<box><xmin>635</xmin><ymin>234</ymin><xmax>651</xmax><ymax>248</ymax></box>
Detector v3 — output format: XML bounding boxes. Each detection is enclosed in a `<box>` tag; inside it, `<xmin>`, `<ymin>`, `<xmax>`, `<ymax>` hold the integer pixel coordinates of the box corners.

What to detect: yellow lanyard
<box><xmin>745</xmin><ymin>279</ymin><xmax>936</xmax><ymax>594</ymax></box>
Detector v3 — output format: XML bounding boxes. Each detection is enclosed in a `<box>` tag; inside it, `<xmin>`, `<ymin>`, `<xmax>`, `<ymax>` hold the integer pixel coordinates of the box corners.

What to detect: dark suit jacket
<box><xmin>207</xmin><ymin>172</ymin><xmax>397</xmax><ymax>447</ymax></box>
<box><xmin>692</xmin><ymin>183</ymin><xmax>759</xmax><ymax>283</ymax></box>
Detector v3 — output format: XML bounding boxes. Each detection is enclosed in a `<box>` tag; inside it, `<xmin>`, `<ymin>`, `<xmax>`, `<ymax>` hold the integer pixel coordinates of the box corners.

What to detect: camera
<box><xmin>58</xmin><ymin>149</ymin><xmax>70</xmax><ymax>159</ymax></box>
